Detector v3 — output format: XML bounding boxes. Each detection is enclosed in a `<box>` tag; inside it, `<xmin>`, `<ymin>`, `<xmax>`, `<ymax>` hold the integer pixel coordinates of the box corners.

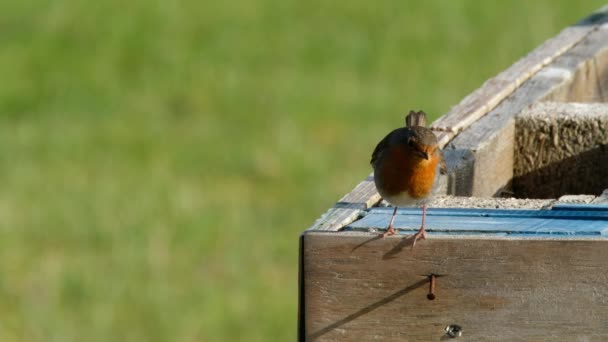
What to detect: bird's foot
<box><xmin>411</xmin><ymin>226</ymin><xmax>427</xmax><ymax>249</ymax></box>
<box><xmin>381</xmin><ymin>225</ymin><xmax>396</xmax><ymax>238</ymax></box>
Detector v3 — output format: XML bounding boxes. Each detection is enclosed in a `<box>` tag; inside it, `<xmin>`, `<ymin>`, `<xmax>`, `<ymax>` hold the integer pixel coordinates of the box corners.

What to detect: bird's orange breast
<box><xmin>377</xmin><ymin>145</ymin><xmax>439</xmax><ymax>199</ymax></box>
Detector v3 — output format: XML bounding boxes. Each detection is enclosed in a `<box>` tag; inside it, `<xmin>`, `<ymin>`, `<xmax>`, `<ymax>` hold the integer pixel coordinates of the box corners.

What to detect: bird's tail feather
<box><xmin>405</xmin><ymin>110</ymin><xmax>427</xmax><ymax>128</ymax></box>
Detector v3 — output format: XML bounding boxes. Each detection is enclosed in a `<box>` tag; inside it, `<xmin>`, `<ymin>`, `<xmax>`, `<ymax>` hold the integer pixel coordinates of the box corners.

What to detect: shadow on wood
<box><xmin>351</xmin><ymin>234</ymin><xmax>418</xmax><ymax>260</ymax></box>
<box><xmin>513</xmin><ymin>144</ymin><xmax>608</xmax><ymax>199</ymax></box>
<box><xmin>308</xmin><ymin>279</ymin><xmax>428</xmax><ymax>340</ymax></box>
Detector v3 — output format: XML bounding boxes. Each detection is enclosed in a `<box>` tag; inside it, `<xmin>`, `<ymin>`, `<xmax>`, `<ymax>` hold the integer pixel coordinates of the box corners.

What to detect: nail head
<box><xmin>445</xmin><ymin>324</ymin><xmax>462</xmax><ymax>338</ymax></box>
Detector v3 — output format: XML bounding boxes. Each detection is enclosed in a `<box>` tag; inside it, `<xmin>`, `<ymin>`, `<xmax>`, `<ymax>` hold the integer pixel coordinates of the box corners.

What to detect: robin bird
<box><xmin>371</xmin><ymin>110</ymin><xmax>446</xmax><ymax>246</ymax></box>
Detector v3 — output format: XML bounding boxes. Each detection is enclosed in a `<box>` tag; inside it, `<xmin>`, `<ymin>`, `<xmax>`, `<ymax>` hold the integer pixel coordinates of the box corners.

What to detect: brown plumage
<box><xmin>371</xmin><ymin>110</ymin><xmax>445</xmax><ymax>245</ymax></box>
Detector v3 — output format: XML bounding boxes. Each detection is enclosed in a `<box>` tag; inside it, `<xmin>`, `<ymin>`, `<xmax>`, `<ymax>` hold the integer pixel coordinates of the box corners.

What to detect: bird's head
<box><xmin>406</xmin><ymin>129</ymin><xmax>438</xmax><ymax>161</ymax></box>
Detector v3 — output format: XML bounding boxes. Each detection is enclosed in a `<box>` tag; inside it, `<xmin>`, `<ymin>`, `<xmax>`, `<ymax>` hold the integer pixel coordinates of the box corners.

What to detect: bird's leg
<box><xmin>411</xmin><ymin>203</ymin><xmax>427</xmax><ymax>247</ymax></box>
<box><xmin>381</xmin><ymin>206</ymin><xmax>398</xmax><ymax>237</ymax></box>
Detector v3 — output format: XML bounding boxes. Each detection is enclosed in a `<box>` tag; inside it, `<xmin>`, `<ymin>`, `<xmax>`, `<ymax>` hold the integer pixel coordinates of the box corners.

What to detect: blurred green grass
<box><xmin>0</xmin><ymin>1</ymin><xmax>605</xmax><ymax>341</ymax></box>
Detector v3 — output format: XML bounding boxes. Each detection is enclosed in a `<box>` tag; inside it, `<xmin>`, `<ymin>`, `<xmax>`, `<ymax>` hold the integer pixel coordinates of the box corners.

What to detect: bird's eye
<box><xmin>408</xmin><ymin>139</ymin><xmax>415</xmax><ymax>148</ymax></box>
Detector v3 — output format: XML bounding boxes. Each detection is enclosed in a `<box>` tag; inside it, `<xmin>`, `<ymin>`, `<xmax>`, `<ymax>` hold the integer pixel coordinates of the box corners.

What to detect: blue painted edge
<box><xmin>341</xmin><ymin>227</ymin><xmax>607</xmax><ymax>238</ymax></box>
<box><xmin>347</xmin><ymin>205</ymin><xmax>608</xmax><ymax>238</ymax></box>
<box><xmin>552</xmin><ymin>204</ymin><xmax>608</xmax><ymax>211</ymax></box>
<box><xmin>365</xmin><ymin>207</ymin><xmax>608</xmax><ymax>220</ymax></box>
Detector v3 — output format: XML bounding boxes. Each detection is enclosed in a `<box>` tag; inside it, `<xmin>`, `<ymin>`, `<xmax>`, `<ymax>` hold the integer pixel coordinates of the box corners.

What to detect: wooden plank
<box><xmin>553</xmin><ymin>204</ymin><xmax>608</xmax><ymax>211</ymax></box>
<box><xmin>302</xmin><ymin>232</ymin><xmax>608</xmax><ymax>341</ymax></box>
<box><xmin>446</xmin><ymin>25</ymin><xmax>608</xmax><ymax>197</ymax></box>
<box><xmin>431</xmin><ymin>79</ymin><xmax>515</xmax><ymax>133</ymax></box>
<box><xmin>347</xmin><ymin>207</ymin><xmax>608</xmax><ymax>236</ymax></box>
<box><xmin>432</xmin><ymin>130</ymin><xmax>454</xmax><ymax>149</ymax></box>
<box><xmin>357</xmin><ymin>206</ymin><xmax>608</xmax><ymax>220</ymax></box>
<box><xmin>307</xmin><ymin>175</ymin><xmax>381</xmax><ymax>231</ymax></box>
<box><xmin>307</xmin><ymin>7</ymin><xmax>608</xmax><ymax>230</ymax></box>
<box><xmin>431</xmin><ymin>6</ymin><xmax>608</xmax><ymax>134</ymax></box>
<box><xmin>542</xmin><ymin>25</ymin><xmax>608</xmax><ymax>102</ymax></box>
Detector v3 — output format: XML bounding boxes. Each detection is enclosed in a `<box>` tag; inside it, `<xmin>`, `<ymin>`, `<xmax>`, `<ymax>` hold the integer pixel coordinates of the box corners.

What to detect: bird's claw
<box><xmin>381</xmin><ymin>226</ymin><xmax>396</xmax><ymax>238</ymax></box>
<box><xmin>411</xmin><ymin>227</ymin><xmax>427</xmax><ymax>249</ymax></box>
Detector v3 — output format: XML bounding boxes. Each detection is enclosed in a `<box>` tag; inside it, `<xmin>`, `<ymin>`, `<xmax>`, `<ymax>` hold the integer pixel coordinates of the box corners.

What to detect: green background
<box><xmin>0</xmin><ymin>1</ymin><xmax>604</xmax><ymax>341</ymax></box>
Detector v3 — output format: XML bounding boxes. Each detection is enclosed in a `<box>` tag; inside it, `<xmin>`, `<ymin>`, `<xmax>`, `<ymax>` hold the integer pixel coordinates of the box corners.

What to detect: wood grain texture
<box><xmin>302</xmin><ymin>232</ymin><xmax>608</xmax><ymax>341</ymax></box>
<box><xmin>431</xmin><ymin>79</ymin><xmax>515</xmax><ymax>133</ymax></box>
<box><xmin>431</xmin><ymin>6</ymin><xmax>608</xmax><ymax>134</ymax></box>
<box><xmin>433</xmin><ymin>131</ymin><xmax>454</xmax><ymax>149</ymax></box>
<box><xmin>307</xmin><ymin>8</ymin><xmax>608</xmax><ymax>231</ymax></box>
<box><xmin>543</xmin><ymin>25</ymin><xmax>608</xmax><ymax>103</ymax></box>
<box><xmin>446</xmin><ymin>25</ymin><xmax>608</xmax><ymax>197</ymax></box>
<box><xmin>347</xmin><ymin>206</ymin><xmax>608</xmax><ymax>236</ymax></box>
<box><xmin>307</xmin><ymin>175</ymin><xmax>381</xmax><ymax>231</ymax></box>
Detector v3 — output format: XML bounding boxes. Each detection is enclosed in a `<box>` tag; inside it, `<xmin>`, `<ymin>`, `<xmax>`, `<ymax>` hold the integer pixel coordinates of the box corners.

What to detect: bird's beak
<box><xmin>418</xmin><ymin>150</ymin><xmax>429</xmax><ymax>160</ymax></box>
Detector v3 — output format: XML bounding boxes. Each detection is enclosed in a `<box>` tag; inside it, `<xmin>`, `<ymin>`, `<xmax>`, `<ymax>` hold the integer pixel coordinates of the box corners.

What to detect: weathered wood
<box><xmin>302</xmin><ymin>232</ymin><xmax>608</xmax><ymax>341</ymax></box>
<box><xmin>307</xmin><ymin>8</ymin><xmax>608</xmax><ymax>231</ymax></box>
<box><xmin>307</xmin><ymin>175</ymin><xmax>381</xmax><ymax>231</ymax></box>
<box><xmin>446</xmin><ymin>74</ymin><xmax>562</xmax><ymax>197</ymax></box>
<box><xmin>542</xmin><ymin>25</ymin><xmax>608</xmax><ymax>102</ymax></box>
<box><xmin>446</xmin><ymin>25</ymin><xmax>608</xmax><ymax>197</ymax></box>
<box><xmin>433</xmin><ymin>130</ymin><xmax>454</xmax><ymax>149</ymax></box>
<box><xmin>431</xmin><ymin>6</ymin><xmax>608</xmax><ymax>134</ymax></box>
<box><xmin>302</xmin><ymin>7</ymin><xmax>608</xmax><ymax>342</ymax></box>
<box><xmin>431</xmin><ymin>78</ymin><xmax>516</xmax><ymax>133</ymax></box>
<box><xmin>348</xmin><ymin>207</ymin><xmax>608</xmax><ymax>235</ymax></box>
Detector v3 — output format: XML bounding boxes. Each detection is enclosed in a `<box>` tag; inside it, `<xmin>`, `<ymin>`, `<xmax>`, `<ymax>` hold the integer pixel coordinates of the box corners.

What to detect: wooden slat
<box><xmin>306</xmin><ymin>6</ymin><xmax>608</xmax><ymax>230</ymax></box>
<box><xmin>542</xmin><ymin>27</ymin><xmax>608</xmax><ymax>102</ymax></box>
<box><xmin>431</xmin><ymin>6</ymin><xmax>608</xmax><ymax>134</ymax></box>
<box><xmin>432</xmin><ymin>79</ymin><xmax>516</xmax><ymax>133</ymax></box>
<box><xmin>553</xmin><ymin>204</ymin><xmax>608</xmax><ymax>211</ymax></box>
<box><xmin>307</xmin><ymin>175</ymin><xmax>381</xmax><ymax>231</ymax></box>
<box><xmin>302</xmin><ymin>232</ymin><xmax>608</xmax><ymax>341</ymax></box>
<box><xmin>432</xmin><ymin>130</ymin><xmax>454</xmax><ymax>149</ymax></box>
<box><xmin>347</xmin><ymin>207</ymin><xmax>608</xmax><ymax>236</ymax></box>
<box><xmin>446</xmin><ymin>25</ymin><xmax>608</xmax><ymax>197</ymax></box>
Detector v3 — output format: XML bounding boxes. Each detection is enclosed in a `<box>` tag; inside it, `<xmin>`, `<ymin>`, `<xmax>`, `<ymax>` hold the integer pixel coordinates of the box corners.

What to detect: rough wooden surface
<box><xmin>446</xmin><ymin>24</ymin><xmax>608</xmax><ymax>197</ymax></box>
<box><xmin>446</xmin><ymin>70</ymin><xmax>566</xmax><ymax>197</ymax></box>
<box><xmin>514</xmin><ymin>102</ymin><xmax>608</xmax><ymax>198</ymax></box>
<box><xmin>349</xmin><ymin>207</ymin><xmax>608</xmax><ymax>236</ymax></box>
<box><xmin>306</xmin><ymin>7</ymin><xmax>608</xmax><ymax>232</ymax></box>
<box><xmin>542</xmin><ymin>28</ymin><xmax>608</xmax><ymax>103</ymax></box>
<box><xmin>302</xmin><ymin>232</ymin><xmax>608</xmax><ymax>341</ymax></box>
<box><xmin>307</xmin><ymin>175</ymin><xmax>381</xmax><ymax>231</ymax></box>
<box><xmin>431</xmin><ymin>5</ymin><xmax>608</xmax><ymax>134</ymax></box>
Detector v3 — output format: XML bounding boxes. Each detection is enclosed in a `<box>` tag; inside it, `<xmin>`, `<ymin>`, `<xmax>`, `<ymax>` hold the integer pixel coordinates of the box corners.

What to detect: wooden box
<box><xmin>300</xmin><ymin>6</ymin><xmax>608</xmax><ymax>341</ymax></box>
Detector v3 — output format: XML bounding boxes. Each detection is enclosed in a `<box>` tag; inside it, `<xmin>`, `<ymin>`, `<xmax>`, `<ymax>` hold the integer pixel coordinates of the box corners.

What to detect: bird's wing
<box><xmin>370</xmin><ymin>131</ymin><xmax>393</xmax><ymax>166</ymax></box>
<box><xmin>371</xmin><ymin>128</ymin><xmax>409</xmax><ymax>166</ymax></box>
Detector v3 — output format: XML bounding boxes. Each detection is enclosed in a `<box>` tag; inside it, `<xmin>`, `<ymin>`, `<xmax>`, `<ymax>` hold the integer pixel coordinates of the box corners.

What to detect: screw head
<box><xmin>445</xmin><ymin>324</ymin><xmax>462</xmax><ymax>338</ymax></box>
